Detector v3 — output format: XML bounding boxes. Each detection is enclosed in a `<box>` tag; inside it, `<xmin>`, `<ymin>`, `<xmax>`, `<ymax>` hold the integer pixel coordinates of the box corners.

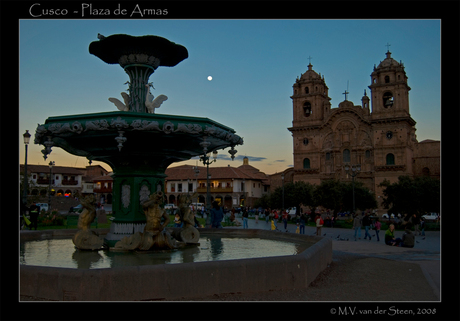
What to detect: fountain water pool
<box><xmin>20</xmin><ymin>234</ymin><xmax>313</xmax><ymax>269</ymax></box>
<box><xmin>20</xmin><ymin>229</ymin><xmax>332</xmax><ymax>301</ymax></box>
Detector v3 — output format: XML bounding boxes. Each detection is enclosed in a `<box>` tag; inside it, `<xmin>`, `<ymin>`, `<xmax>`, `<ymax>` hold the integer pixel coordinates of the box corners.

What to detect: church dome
<box><xmin>376</xmin><ymin>51</ymin><xmax>401</xmax><ymax>69</ymax></box>
<box><xmin>300</xmin><ymin>63</ymin><xmax>321</xmax><ymax>80</ymax></box>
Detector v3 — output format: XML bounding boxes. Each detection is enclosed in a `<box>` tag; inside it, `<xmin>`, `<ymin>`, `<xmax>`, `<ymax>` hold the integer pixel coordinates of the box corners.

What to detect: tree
<box><xmin>313</xmin><ymin>179</ymin><xmax>377</xmax><ymax>215</ymax></box>
<box><xmin>268</xmin><ymin>181</ymin><xmax>315</xmax><ymax>210</ymax></box>
<box><xmin>379</xmin><ymin>175</ymin><xmax>440</xmax><ymax>216</ymax></box>
<box><xmin>313</xmin><ymin>179</ymin><xmax>344</xmax><ymax>215</ymax></box>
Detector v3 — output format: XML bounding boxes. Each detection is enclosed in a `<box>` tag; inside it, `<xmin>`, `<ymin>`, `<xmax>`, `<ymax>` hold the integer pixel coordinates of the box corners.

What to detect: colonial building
<box><xmin>286</xmin><ymin>50</ymin><xmax>440</xmax><ymax>209</ymax></box>
<box><xmin>164</xmin><ymin>157</ymin><xmax>270</xmax><ymax>209</ymax></box>
<box><xmin>20</xmin><ymin>164</ymin><xmax>110</xmax><ymax>198</ymax></box>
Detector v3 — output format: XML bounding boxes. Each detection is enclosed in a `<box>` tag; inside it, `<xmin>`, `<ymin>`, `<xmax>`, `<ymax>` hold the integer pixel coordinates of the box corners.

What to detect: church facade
<box><xmin>287</xmin><ymin>50</ymin><xmax>440</xmax><ymax>208</ymax></box>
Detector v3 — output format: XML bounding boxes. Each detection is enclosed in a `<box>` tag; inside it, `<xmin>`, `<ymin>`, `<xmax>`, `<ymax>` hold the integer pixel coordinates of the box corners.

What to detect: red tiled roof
<box><xmin>165</xmin><ymin>164</ymin><xmax>270</xmax><ymax>184</ymax></box>
<box><xmin>20</xmin><ymin>164</ymin><xmax>85</xmax><ymax>175</ymax></box>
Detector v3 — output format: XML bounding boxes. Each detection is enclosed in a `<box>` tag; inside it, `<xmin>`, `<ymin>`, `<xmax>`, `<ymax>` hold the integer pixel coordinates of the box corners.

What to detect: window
<box><xmin>383</xmin><ymin>92</ymin><xmax>394</xmax><ymax>108</ymax></box>
<box><xmin>343</xmin><ymin>149</ymin><xmax>351</xmax><ymax>163</ymax></box>
<box><xmin>188</xmin><ymin>183</ymin><xmax>193</xmax><ymax>191</ymax></box>
<box><xmin>303</xmin><ymin>158</ymin><xmax>311</xmax><ymax>169</ymax></box>
<box><xmin>303</xmin><ymin>102</ymin><xmax>312</xmax><ymax>117</ymax></box>
<box><xmin>178</xmin><ymin>183</ymin><xmax>182</xmax><ymax>192</ymax></box>
<box><xmin>305</xmin><ymin>86</ymin><xmax>309</xmax><ymax>94</ymax></box>
<box><xmin>326</xmin><ymin>152</ymin><xmax>331</xmax><ymax>161</ymax></box>
<box><xmin>303</xmin><ymin>138</ymin><xmax>309</xmax><ymax>146</ymax></box>
<box><xmin>386</xmin><ymin>153</ymin><xmax>395</xmax><ymax>165</ymax></box>
<box><xmin>170</xmin><ymin>183</ymin><xmax>175</xmax><ymax>192</ymax></box>
<box><xmin>422</xmin><ymin>167</ymin><xmax>430</xmax><ymax>176</ymax></box>
<box><xmin>384</xmin><ymin>75</ymin><xmax>390</xmax><ymax>83</ymax></box>
<box><xmin>365</xmin><ymin>150</ymin><xmax>371</xmax><ymax>158</ymax></box>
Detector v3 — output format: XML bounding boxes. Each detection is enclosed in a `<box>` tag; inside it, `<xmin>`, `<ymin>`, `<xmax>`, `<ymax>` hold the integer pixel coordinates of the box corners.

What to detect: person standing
<box><xmin>353</xmin><ymin>213</ymin><xmax>361</xmax><ymax>241</ymax></box>
<box><xmin>315</xmin><ymin>214</ymin><xmax>323</xmax><ymax>236</ymax></box>
<box><xmin>299</xmin><ymin>212</ymin><xmax>306</xmax><ymax>235</ymax></box>
<box><xmin>374</xmin><ymin>217</ymin><xmax>381</xmax><ymax>242</ymax></box>
<box><xmin>210</xmin><ymin>201</ymin><xmax>224</xmax><ymax>228</ymax></box>
<box><xmin>420</xmin><ymin>217</ymin><xmax>426</xmax><ymax>236</ymax></box>
<box><xmin>242</xmin><ymin>207</ymin><xmax>249</xmax><ymax>229</ymax></box>
<box><xmin>28</xmin><ymin>201</ymin><xmax>40</xmax><ymax>230</ymax></box>
<box><xmin>282</xmin><ymin>209</ymin><xmax>289</xmax><ymax>231</ymax></box>
<box><xmin>362</xmin><ymin>212</ymin><xmax>372</xmax><ymax>240</ymax></box>
<box><xmin>410</xmin><ymin>214</ymin><xmax>421</xmax><ymax>236</ymax></box>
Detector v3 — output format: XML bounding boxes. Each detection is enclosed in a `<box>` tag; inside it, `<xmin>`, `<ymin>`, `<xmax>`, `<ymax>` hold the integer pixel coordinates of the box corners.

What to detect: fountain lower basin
<box><xmin>20</xmin><ymin>228</ymin><xmax>332</xmax><ymax>301</ymax></box>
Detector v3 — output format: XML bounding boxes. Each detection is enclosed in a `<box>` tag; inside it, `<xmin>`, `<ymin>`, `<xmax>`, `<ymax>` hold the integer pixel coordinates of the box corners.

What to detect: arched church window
<box><xmin>343</xmin><ymin>149</ymin><xmax>351</xmax><ymax>163</ymax></box>
<box><xmin>303</xmin><ymin>158</ymin><xmax>311</xmax><ymax>169</ymax></box>
<box><xmin>305</xmin><ymin>86</ymin><xmax>309</xmax><ymax>94</ymax></box>
<box><xmin>365</xmin><ymin>150</ymin><xmax>371</xmax><ymax>158</ymax></box>
<box><xmin>383</xmin><ymin>92</ymin><xmax>394</xmax><ymax>108</ymax></box>
<box><xmin>303</xmin><ymin>102</ymin><xmax>312</xmax><ymax>117</ymax></box>
<box><xmin>303</xmin><ymin>138</ymin><xmax>309</xmax><ymax>146</ymax></box>
<box><xmin>386</xmin><ymin>153</ymin><xmax>395</xmax><ymax>165</ymax></box>
<box><xmin>385</xmin><ymin>75</ymin><xmax>390</xmax><ymax>83</ymax></box>
<box><xmin>422</xmin><ymin>167</ymin><xmax>430</xmax><ymax>176</ymax></box>
<box><xmin>326</xmin><ymin>152</ymin><xmax>331</xmax><ymax>161</ymax></box>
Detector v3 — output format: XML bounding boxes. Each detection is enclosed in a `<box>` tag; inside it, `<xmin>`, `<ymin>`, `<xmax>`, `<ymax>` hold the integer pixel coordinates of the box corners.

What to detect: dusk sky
<box><xmin>19</xmin><ymin>19</ymin><xmax>440</xmax><ymax>174</ymax></box>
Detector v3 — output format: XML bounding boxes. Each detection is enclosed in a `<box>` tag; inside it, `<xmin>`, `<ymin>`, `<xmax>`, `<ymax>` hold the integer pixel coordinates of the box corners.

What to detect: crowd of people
<box><xmin>203</xmin><ymin>203</ymin><xmax>425</xmax><ymax>249</ymax></box>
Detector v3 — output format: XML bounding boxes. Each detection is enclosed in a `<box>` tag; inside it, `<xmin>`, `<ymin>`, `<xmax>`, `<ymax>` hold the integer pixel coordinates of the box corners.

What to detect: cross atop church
<box><xmin>308</xmin><ymin>56</ymin><xmax>312</xmax><ymax>65</ymax></box>
<box><xmin>342</xmin><ymin>80</ymin><xmax>349</xmax><ymax>101</ymax></box>
<box><xmin>385</xmin><ymin>42</ymin><xmax>391</xmax><ymax>52</ymax></box>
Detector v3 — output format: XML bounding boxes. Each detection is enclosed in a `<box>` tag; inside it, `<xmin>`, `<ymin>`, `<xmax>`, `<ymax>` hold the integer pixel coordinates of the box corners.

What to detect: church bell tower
<box><xmin>368</xmin><ymin>48</ymin><xmax>411</xmax><ymax>120</ymax></box>
<box><xmin>291</xmin><ymin>60</ymin><xmax>331</xmax><ymax>128</ymax></box>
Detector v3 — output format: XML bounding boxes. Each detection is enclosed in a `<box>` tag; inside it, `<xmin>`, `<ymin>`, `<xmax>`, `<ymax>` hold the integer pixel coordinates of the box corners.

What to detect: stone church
<box><xmin>286</xmin><ymin>49</ymin><xmax>440</xmax><ymax>208</ymax></box>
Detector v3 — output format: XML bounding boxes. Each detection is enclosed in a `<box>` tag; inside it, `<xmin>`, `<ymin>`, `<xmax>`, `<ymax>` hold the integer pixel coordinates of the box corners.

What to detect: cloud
<box><xmin>190</xmin><ymin>154</ymin><xmax>267</xmax><ymax>162</ymax></box>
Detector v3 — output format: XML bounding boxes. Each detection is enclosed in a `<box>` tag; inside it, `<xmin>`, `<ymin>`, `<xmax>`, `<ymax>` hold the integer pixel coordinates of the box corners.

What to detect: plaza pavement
<box><xmin>227</xmin><ymin>217</ymin><xmax>441</xmax><ymax>300</ymax></box>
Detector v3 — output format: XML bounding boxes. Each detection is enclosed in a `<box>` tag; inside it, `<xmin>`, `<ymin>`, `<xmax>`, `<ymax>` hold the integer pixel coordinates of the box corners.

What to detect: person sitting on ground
<box><xmin>400</xmin><ymin>223</ymin><xmax>415</xmax><ymax>248</ymax></box>
<box><xmin>385</xmin><ymin>223</ymin><xmax>402</xmax><ymax>246</ymax></box>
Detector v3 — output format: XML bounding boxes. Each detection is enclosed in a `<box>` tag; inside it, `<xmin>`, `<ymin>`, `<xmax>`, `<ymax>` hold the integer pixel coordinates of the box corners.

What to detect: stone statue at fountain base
<box><xmin>72</xmin><ymin>195</ymin><xmax>104</xmax><ymax>250</ymax></box>
<box><xmin>114</xmin><ymin>191</ymin><xmax>187</xmax><ymax>251</ymax></box>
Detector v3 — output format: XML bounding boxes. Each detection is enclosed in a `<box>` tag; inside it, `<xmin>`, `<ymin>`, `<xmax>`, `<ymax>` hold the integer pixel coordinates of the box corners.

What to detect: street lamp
<box><xmin>193</xmin><ymin>166</ymin><xmax>200</xmax><ymax>213</ymax></box>
<box><xmin>199</xmin><ymin>147</ymin><xmax>218</xmax><ymax>227</ymax></box>
<box><xmin>344</xmin><ymin>163</ymin><xmax>361</xmax><ymax>214</ymax></box>
<box><xmin>281</xmin><ymin>172</ymin><xmax>285</xmax><ymax>211</ymax></box>
<box><xmin>22</xmin><ymin>130</ymin><xmax>31</xmax><ymax>208</ymax></box>
<box><xmin>48</xmin><ymin>161</ymin><xmax>55</xmax><ymax>212</ymax></box>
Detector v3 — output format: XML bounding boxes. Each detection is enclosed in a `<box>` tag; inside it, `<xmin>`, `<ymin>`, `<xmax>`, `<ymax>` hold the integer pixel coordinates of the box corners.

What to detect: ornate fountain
<box><xmin>34</xmin><ymin>34</ymin><xmax>243</xmax><ymax>249</ymax></box>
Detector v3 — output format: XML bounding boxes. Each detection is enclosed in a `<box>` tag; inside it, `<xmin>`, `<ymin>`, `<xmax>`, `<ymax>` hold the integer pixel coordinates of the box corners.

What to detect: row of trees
<box><xmin>254</xmin><ymin>175</ymin><xmax>440</xmax><ymax>217</ymax></box>
<box><xmin>254</xmin><ymin>179</ymin><xmax>377</xmax><ymax>215</ymax></box>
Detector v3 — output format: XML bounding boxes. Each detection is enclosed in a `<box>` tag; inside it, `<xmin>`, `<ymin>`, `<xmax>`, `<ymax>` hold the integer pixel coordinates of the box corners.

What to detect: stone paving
<box><xmin>228</xmin><ymin>216</ymin><xmax>441</xmax><ymax>300</ymax></box>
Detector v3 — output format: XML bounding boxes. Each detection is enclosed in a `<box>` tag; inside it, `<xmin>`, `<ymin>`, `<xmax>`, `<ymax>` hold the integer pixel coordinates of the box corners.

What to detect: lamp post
<box><xmin>281</xmin><ymin>173</ymin><xmax>285</xmax><ymax>211</ymax></box>
<box><xmin>22</xmin><ymin>130</ymin><xmax>31</xmax><ymax>208</ymax></box>
<box><xmin>199</xmin><ymin>149</ymin><xmax>218</xmax><ymax>227</ymax></box>
<box><xmin>48</xmin><ymin>161</ymin><xmax>55</xmax><ymax>212</ymax></box>
<box><xmin>193</xmin><ymin>166</ymin><xmax>200</xmax><ymax>214</ymax></box>
<box><xmin>344</xmin><ymin>164</ymin><xmax>361</xmax><ymax>214</ymax></box>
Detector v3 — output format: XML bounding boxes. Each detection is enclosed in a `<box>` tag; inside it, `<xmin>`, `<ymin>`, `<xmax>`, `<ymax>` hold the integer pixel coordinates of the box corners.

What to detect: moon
<box><xmin>207</xmin><ymin>76</ymin><xmax>212</xmax><ymax>81</ymax></box>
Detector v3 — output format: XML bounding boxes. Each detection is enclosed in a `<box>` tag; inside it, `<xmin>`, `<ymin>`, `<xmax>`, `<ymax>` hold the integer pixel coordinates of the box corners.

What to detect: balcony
<box><xmin>61</xmin><ymin>179</ymin><xmax>79</xmax><ymax>186</ymax></box>
<box><xmin>196</xmin><ymin>187</ymin><xmax>234</xmax><ymax>193</ymax></box>
<box><xmin>36</xmin><ymin>179</ymin><xmax>55</xmax><ymax>185</ymax></box>
<box><xmin>93</xmin><ymin>187</ymin><xmax>112</xmax><ymax>193</ymax></box>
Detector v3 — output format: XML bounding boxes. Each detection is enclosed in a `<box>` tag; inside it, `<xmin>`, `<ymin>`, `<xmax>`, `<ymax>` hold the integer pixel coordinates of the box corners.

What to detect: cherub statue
<box><xmin>72</xmin><ymin>194</ymin><xmax>104</xmax><ymax>250</ymax></box>
<box><xmin>176</xmin><ymin>193</ymin><xmax>200</xmax><ymax>243</ymax></box>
